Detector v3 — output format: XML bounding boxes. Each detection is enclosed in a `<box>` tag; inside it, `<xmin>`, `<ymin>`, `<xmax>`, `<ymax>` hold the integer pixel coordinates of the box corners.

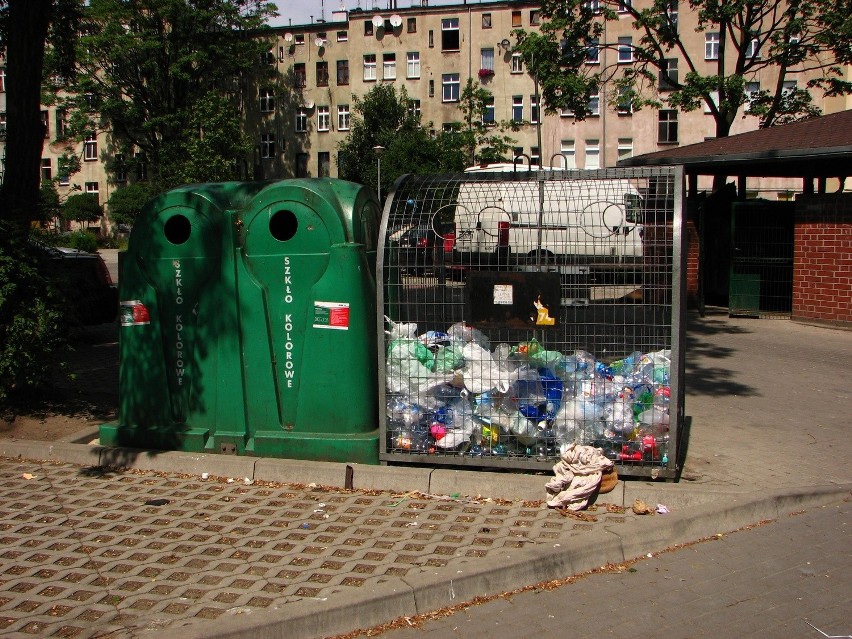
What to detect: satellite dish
<box><xmin>304</xmin><ymin>100</ymin><xmax>315</xmax><ymax>109</ymax></box>
<box><xmin>284</xmin><ymin>32</ymin><xmax>293</xmax><ymax>42</ymax></box>
<box><xmin>315</xmin><ymin>37</ymin><xmax>325</xmax><ymax>47</ymax></box>
<box><xmin>500</xmin><ymin>38</ymin><xmax>511</xmax><ymax>49</ymax></box>
<box><xmin>372</xmin><ymin>15</ymin><xmax>384</xmax><ymax>28</ymax></box>
<box><xmin>389</xmin><ymin>14</ymin><xmax>402</xmax><ymax>27</ymax></box>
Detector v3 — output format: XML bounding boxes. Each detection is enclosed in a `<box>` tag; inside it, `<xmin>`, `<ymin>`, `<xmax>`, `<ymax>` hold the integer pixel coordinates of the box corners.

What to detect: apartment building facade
<box><xmin>1</xmin><ymin>0</ymin><xmax>840</xmax><ymax>232</ymax></box>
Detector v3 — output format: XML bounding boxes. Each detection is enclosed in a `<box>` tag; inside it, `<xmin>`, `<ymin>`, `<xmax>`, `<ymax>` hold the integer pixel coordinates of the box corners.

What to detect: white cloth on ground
<box><xmin>545</xmin><ymin>443</ymin><xmax>614</xmax><ymax>510</ymax></box>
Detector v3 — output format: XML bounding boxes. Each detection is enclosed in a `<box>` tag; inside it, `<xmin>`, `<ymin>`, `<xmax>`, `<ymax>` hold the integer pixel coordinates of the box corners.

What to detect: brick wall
<box><xmin>793</xmin><ymin>195</ymin><xmax>852</xmax><ymax>327</ymax></box>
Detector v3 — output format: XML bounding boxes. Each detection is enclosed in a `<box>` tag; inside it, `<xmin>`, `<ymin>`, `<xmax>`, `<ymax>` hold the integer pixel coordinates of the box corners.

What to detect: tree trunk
<box><xmin>0</xmin><ymin>0</ymin><xmax>53</xmax><ymax>240</ymax></box>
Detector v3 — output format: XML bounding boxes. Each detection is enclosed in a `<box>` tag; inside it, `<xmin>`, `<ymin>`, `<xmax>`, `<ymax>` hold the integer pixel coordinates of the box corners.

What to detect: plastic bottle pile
<box><xmin>385</xmin><ymin>320</ymin><xmax>671</xmax><ymax>462</ymax></box>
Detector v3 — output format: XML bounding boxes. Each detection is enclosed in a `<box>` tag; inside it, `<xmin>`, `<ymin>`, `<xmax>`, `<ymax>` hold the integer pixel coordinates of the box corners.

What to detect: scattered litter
<box><xmin>201</xmin><ymin>472</ymin><xmax>209</xmax><ymax>480</ymax></box>
<box><xmin>656</xmin><ymin>503</ymin><xmax>670</xmax><ymax>514</ymax></box>
<box><xmin>308</xmin><ymin>482</ymin><xmax>318</xmax><ymax>488</ymax></box>
<box><xmin>243</xmin><ymin>478</ymin><xmax>253</xmax><ymax>485</ymax></box>
<box><xmin>227</xmin><ymin>478</ymin><xmax>234</xmax><ymax>484</ymax></box>
<box><xmin>805</xmin><ymin>621</ymin><xmax>852</xmax><ymax>638</ymax></box>
<box><xmin>144</xmin><ymin>499</ymin><xmax>169</xmax><ymax>506</ymax></box>
<box><xmin>405</xmin><ymin>521</ymin><xmax>419</xmax><ymax>527</ymax></box>
<box><xmin>632</xmin><ymin>499</ymin><xmax>653</xmax><ymax>515</ymax></box>
<box><xmin>22</xmin><ymin>473</ymin><xmax>36</xmax><ymax>480</ymax></box>
<box><xmin>300</xmin><ymin>523</ymin><xmax>311</xmax><ymax>529</ymax></box>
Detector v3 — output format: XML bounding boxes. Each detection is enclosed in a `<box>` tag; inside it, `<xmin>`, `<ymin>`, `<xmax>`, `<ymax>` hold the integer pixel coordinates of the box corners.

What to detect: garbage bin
<box><xmin>101</xmin><ymin>179</ymin><xmax>381</xmax><ymax>464</ymax></box>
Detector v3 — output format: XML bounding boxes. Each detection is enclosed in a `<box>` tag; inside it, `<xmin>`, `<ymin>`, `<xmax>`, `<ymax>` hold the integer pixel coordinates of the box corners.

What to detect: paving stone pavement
<box><xmin>0</xmin><ymin>456</ymin><xmax>637</xmax><ymax>638</ymax></box>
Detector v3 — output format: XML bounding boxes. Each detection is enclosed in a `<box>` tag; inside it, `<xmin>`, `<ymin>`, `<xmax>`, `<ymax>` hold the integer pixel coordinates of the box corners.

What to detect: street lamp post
<box><xmin>373</xmin><ymin>145</ymin><xmax>385</xmax><ymax>202</ymax></box>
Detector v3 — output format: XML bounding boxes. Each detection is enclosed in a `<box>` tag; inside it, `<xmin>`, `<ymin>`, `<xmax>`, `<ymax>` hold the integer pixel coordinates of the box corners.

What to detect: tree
<box><xmin>338</xmin><ymin>84</ymin><xmax>463</xmax><ymax>197</ymax></box>
<box><xmin>458</xmin><ymin>78</ymin><xmax>522</xmax><ymax>166</ymax></box>
<box><xmin>63</xmin><ymin>192</ymin><xmax>102</xmax><ymax>226</ymax></box>
<box><xmin>54</xmin><ymin>0</ymin><xmax>277</xmax><ymax>192</ymax></box>
<box><xmin>37</xmin><ymin>182</ymin><xmax>62</xmax><ymax>227</ymax></box>
<box><xmin>107</xmin><ymin>183</ymin><xmax>153</xmax><ymax>228</ymax></box>
<box><xmin>514</xmin><ymin>0</ymin><xmax>852</xmax><ymax>138</ymax></box>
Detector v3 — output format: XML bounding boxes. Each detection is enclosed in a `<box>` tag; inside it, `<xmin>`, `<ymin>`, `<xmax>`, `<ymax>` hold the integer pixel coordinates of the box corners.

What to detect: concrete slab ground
<box><xmin>0</xmin><ymin>309</ymin><xmax>849</xmax><ymax>638</ymax></box>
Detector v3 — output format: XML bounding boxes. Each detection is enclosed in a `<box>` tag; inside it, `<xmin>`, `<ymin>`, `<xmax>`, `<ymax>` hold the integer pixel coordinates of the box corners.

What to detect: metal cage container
<box><xmin>377</xmin><ymin>166</ymin><xmax>685</xmax><ymax>479</ymax></box>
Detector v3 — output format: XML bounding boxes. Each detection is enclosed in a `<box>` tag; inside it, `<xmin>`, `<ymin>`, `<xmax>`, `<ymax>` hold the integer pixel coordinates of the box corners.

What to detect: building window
<box><xmin>585</xmin><ymin>0</ymin><xmax>601</xmax><ymax>11</ymax></box>
<box><xmin>617</xmin><ymin>138</ymin><xmax>633</xmax><ymax>161</ymax></box>
<box><xmin>745</xmin><ymin>81</ymin><xmax>760</xmax><ymax>113</ymax></box>
<box><xmin>84</xmin><ymin>133</ymin><xmax>98</xmax><ymax>161</ymax></box>
<box><xmin>41</xmin><ymin>158</ymin><xmax>52</xmax><ymax>182</ymax></box>
<box><xmin>511</xmin><ymin>53</ymin><xmax>524</xmax><ymax>73</ymax></box>
<box><xmin>429</xmin><ymin>79</ymin><xmax>435</xmax><ymax>97</ymax></box>
<box><xmin>318</xmin><ymin>152</ymin><xmax>331</xmax><ymax>178</ymax></box>
<box><xmin>428</xmin><ymin>30</ymin><xmax>434</xmax><ymax>48</ymax></box>
<box><xmin>259</xmin><ymin>88</ymin><xmax>275</xmax><ymax>112</ymax></box>
<box><xmin>666</xmin><ymin>0</ymin><xmax>679</xmax><ymax>31</ymax></box>
<box><xmin>585</xmin><ymin>139</ymin><xmax>600</xmax><ymax>169</ymax></box>
<box><xmin>317</xmin><ymin>106</ymin><xmax>330</xmax><ymax>132</ymax></box>
<box><xmin>617</xmin><ymin>37</ymin><xmax>633</xmax><ymax>63</ymax></box>
<box><xmin>530</xmin><ymin>10</ymin><xmax>540</xmax><ymax>25</ymax></box>
<box><xmin>59</xmin><ymin>173</ymin><xmax>70</xmax><ymax>186</ymax></box>
<box><xmin>295</xmin><ymin>108</ymin><xmax>308</xmax><ymax>133</ymax></box>
<box><xmin>782</xmin><ymin>80</ymin><xmax>797</xmax><ymax>96</ymax></box>
<box><xmin>705</xmin><ymin>32</ymin><xmax>720</xmax><ymax>60</ymax></box>
<box><xmin>316</xmin><ymin>61</ymin><xmax>329</xmax><ymax>87</ymax></box>
<box><xmin>41</xmin><ymin>110</ymin><xmax>49</xmax><ymax>138</ymax></box>
<box><xmin>745</xmin><ymin>36</ymin><xmax>760</xmax><ymax>59</ymax></box>
<box><xmin>617</xmin><ymin>87</ymin><xmax>632</xmax><ymax>114</ymax></box>
<box><xmin>363</xmin><ymin>54</ymin><xmax>376</xmax><ymax>81</ymax></box>
<box><xmin>85</xmin><ymin>181</ymin><xmax>99</xmax><ymax>202</ymax></box>
<box><xmin>442</xmin><ymin>73</ymin><xmax>460</xmax><ymax>102</ymax></box>
<box><xmin>560</xmin><ymin>140</ymin><xmax>576</xmax><ymax>169</ymax></box>
<box><xmin>481</xmin><ymin>48</ymin><xmax>495</xmax><ymax>71</ymax></box>
<box><xmin>260</xmin><ymin>133</ymin><xmax>276</xmax><ymax>159</ymax></box>
<box><xmin>704</xmin><ymin>90</ymin><xmax>719</xmax><ymax>114</ymax></box>
<box><xmin>383</xmin><ymin>53</ymin><xmax>396</xmax><ymax>80</ymax></box>
<box><xmin>511</xmin><ymin>11</ymin><xmax>521</xmax><ymax>27</ymax></box>
<box><xmin>512</xmin><ymin>146</ymin><xmax>523</xmax><ymax>163</ymax></box>
<box><xmin>114</xmin><ymin>154</ymin><xmax>127</xmax><ymax>182</ymax></box>
<box><xmin>482</xmin><ymin>13</ymin><xmax>492</xmax><ymax>28</ymax></box>
<box><xmin>55</xmin><ymin>109</ymin><xmax>68</xmax><ymax>139</ymax></box>
<box><xmin>294</xmin><ymin>34</ymin><xmax>305</xmax><ymax>45</ymax></box>
<box><xmin>364</xmin><ymin>20</ymin><xmax>373</xmax><ymax>36</ymax></box>
<box><xmin>586</xmin><ymin>39</ymin><xmax>600</xmax><ymax>64</ymax></box>
<box><xmin>407</xmin><ymin>52</ymin><xmax>420</xmax><ymax>78</ymax></box>
<box><xmin>135</xmin><ymin>152</ymin><xmax>148</xmax><ymax>181</ymax></box>
<box><xmin>588</xmin><ymin>90</ymin><xmax>600</xmax><ymax>116</ymax></box>
<box><xmin>618</xmin><ymin>0</ymin><xmax>632</xmax><ymax>12</ymax></box>
<box><xmin>292</xmin><ymin>63</ymin><xmax>305</xmax><ymax>88</ymax></box>
<box><xmin>296</xmin><ymin>153</ymin><xmax>309</xmax><ymax>178</ymax></box>
<box><xmin>530</xmin><ymin>146</ymin><xmax>540</xmax><ymax>167</ymax></box>
<box><xmin>560</xmin><ymin>106</ymin><xmax>575</xmax><ymax>118</ymax></box>
<box><xmin>409</xmin><ymin>99</ymin><xmax>421</xmax><ymax>120</ymax></box>
<box><xmin>512</xmin><ymin>95</ymin><xmax>523</xmax><ymax>122</ymax></box>
<box><xmin>0</xmin><ymin>67</ymin><xmax>5</xmax><ymax>92</ymax></box>
<box><xmin>337</xmin><ymin>30</ymin><xmax>348</xmax><ymax>42</ymax></box>
<box><xmin>441</xmin><ymin>18</ymin><xmax>460</xmax><ymax>51</ymax></box>
<box><xmin>337</xmin><ymin>59</ymin><xmax>349</xmax><ymax>85</ymax></box>
<box><xmin>659</xmin><ymin>58</ymin><xmax>678</xmax><ymax>89</ymax></box>
<box><xmin>530</xmin><ymin>94</ymin><xmax>540</xmax><ymax>123</ymax></box>
<box><xmin>483</xmin><ymin>97</ymin><xmax>495</xmax><ymax>125</ymax></box>
<box><xmin>407</xmin><ymin>17</ymin><xmax>416</xmax><ymax>33</ymax></box>
<box><xmin>658</xmin><ymin>109</ymin><xmax>678</xmax><ymax>143</ymax></box>
<box><xmin>338</xmin><ymin>104</ymin><xmax>350</xmax><ymax>130</ymax></box>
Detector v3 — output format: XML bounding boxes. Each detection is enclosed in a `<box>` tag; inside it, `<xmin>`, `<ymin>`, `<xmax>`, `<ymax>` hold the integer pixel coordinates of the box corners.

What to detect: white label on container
<box><xmin>313</xmin><ymin>301</ymin><xmax>350</xmax><ymax>330</ymax></box>
<box><xmin>493</xmin><ymin>284</ymin><xmax>513</xmax><ymax>305</ymax></box>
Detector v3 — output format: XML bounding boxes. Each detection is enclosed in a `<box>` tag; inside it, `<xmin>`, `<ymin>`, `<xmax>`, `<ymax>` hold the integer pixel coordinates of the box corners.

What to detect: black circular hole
<box><xmin>269</xmin><ymin>209</ymin><xmax>298</xmax><ymax>242</ymax></box>
<box><xmin>164</xmin><ymin>214</ymin><xmax>191</xmax><ymax>245</ymax></box>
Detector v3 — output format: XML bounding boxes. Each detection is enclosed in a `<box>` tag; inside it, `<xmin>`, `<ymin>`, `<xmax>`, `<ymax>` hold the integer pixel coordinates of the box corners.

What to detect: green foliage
<box><xmin>38</xmin><ymin>182</ymin><xmax>62</xmax><ymax>226</ymax></box>
<box><xmin>66</xmin><ymin>230</ymin><xmax>99</xmax><ymax>253</ymax></box>
<box><xmin>0</xmin><ymin>232</ymin><xmax>68</xmax><ymax>407</ymax></box>
<box><xmin>459</xmin><ymin>78</ymin><xmax>520</xmax><ymax>165</ymax></box>
<box><xmin>63</xmin><ymin>193</ymin><xmax>102</xmax><ymax>225</ymax></box>
<box><xmin>107</xmin><ymin>183</ymin><xmax>155</xmax><ymax>228</ymax></box>
<box><xmin>338</xmin><ymin>83</ymin><xmax>492</xmax><ymax>197</ymax></box>
<box><xmin>515</xmin><ymin>0</ymin><xmax>852</xmax><ymax>136</ymax></box>
<box><xmin>54</xmin><ymin>0</ymin><xmax>277</xmax><ymax>191</ymax></box>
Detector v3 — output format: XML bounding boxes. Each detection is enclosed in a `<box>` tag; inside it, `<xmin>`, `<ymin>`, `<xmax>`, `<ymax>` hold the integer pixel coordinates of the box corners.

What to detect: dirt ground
<box><xmin>0</xmin><ymin>322</ymin><xmax>118</xmax><ymax>443</ymax></box>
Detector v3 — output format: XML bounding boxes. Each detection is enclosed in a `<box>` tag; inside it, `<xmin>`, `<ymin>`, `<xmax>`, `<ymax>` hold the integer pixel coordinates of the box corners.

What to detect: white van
<box><xmin>454</xmin><ymin>165</ymin><xmax>644</xmax><ymax>268</ymax></box>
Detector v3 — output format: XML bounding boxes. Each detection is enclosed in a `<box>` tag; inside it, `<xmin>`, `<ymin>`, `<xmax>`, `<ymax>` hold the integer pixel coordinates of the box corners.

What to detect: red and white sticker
<box><xmin>312</xmin><ymin>301</ymin><xmax>350</xmax><ymax>330</ymax></box>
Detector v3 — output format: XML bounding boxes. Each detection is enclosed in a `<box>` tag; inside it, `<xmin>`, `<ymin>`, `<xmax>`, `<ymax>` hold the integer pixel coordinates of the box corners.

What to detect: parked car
<box><xmin>387</xmin><ymin>222</ymin><xmax>455</xmax><ymax>276</ymax></box>
<box><xmin>31</xmin><ymin>241</ymin><xmax>118</xmax><ymax>325</ymax></box>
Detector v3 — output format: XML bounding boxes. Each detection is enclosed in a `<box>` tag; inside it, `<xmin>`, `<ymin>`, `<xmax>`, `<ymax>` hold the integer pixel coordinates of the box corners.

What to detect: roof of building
<box><xmin>619</xmin><ymin>109</ymin><xmax>852</xmax><ymax>178</ymax></box>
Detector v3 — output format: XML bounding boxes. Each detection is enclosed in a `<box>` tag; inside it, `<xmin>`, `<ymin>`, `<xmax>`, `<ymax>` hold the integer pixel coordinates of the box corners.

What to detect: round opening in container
<box><xmin>269</xmin><ymin>209</ymin><xmax>298</xmax><ymax>242</ymax></box>
<box><xmin>164</xmin><ymin>214</ymin><xmax>191</xmax><ymax>245</ymax></box>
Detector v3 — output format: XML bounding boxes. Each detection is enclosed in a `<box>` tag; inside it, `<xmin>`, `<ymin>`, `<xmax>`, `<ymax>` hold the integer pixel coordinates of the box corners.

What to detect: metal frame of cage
<box><xmin>377</xmin><ymin>166</ymin><xmax>685</xmax><ymax>479</ymax></box>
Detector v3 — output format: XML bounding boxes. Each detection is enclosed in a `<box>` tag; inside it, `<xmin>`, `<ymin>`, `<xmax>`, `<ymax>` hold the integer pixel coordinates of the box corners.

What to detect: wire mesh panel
<box><xmin>377</xmin><ymin>167</ymin><xmax>685</xmax><ymax>478</ymax></box>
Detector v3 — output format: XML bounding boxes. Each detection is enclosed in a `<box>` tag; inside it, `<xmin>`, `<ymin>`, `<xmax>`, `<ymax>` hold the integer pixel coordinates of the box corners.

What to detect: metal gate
<box><xmin>377</xmin><ymin>167</ymin><xmax>685</xmax><ymax>479</ymax></box>
<box><xmin>729</xmin><ymin>201</ymin><xmax>795</xmax><ymax>318</ymax></box>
